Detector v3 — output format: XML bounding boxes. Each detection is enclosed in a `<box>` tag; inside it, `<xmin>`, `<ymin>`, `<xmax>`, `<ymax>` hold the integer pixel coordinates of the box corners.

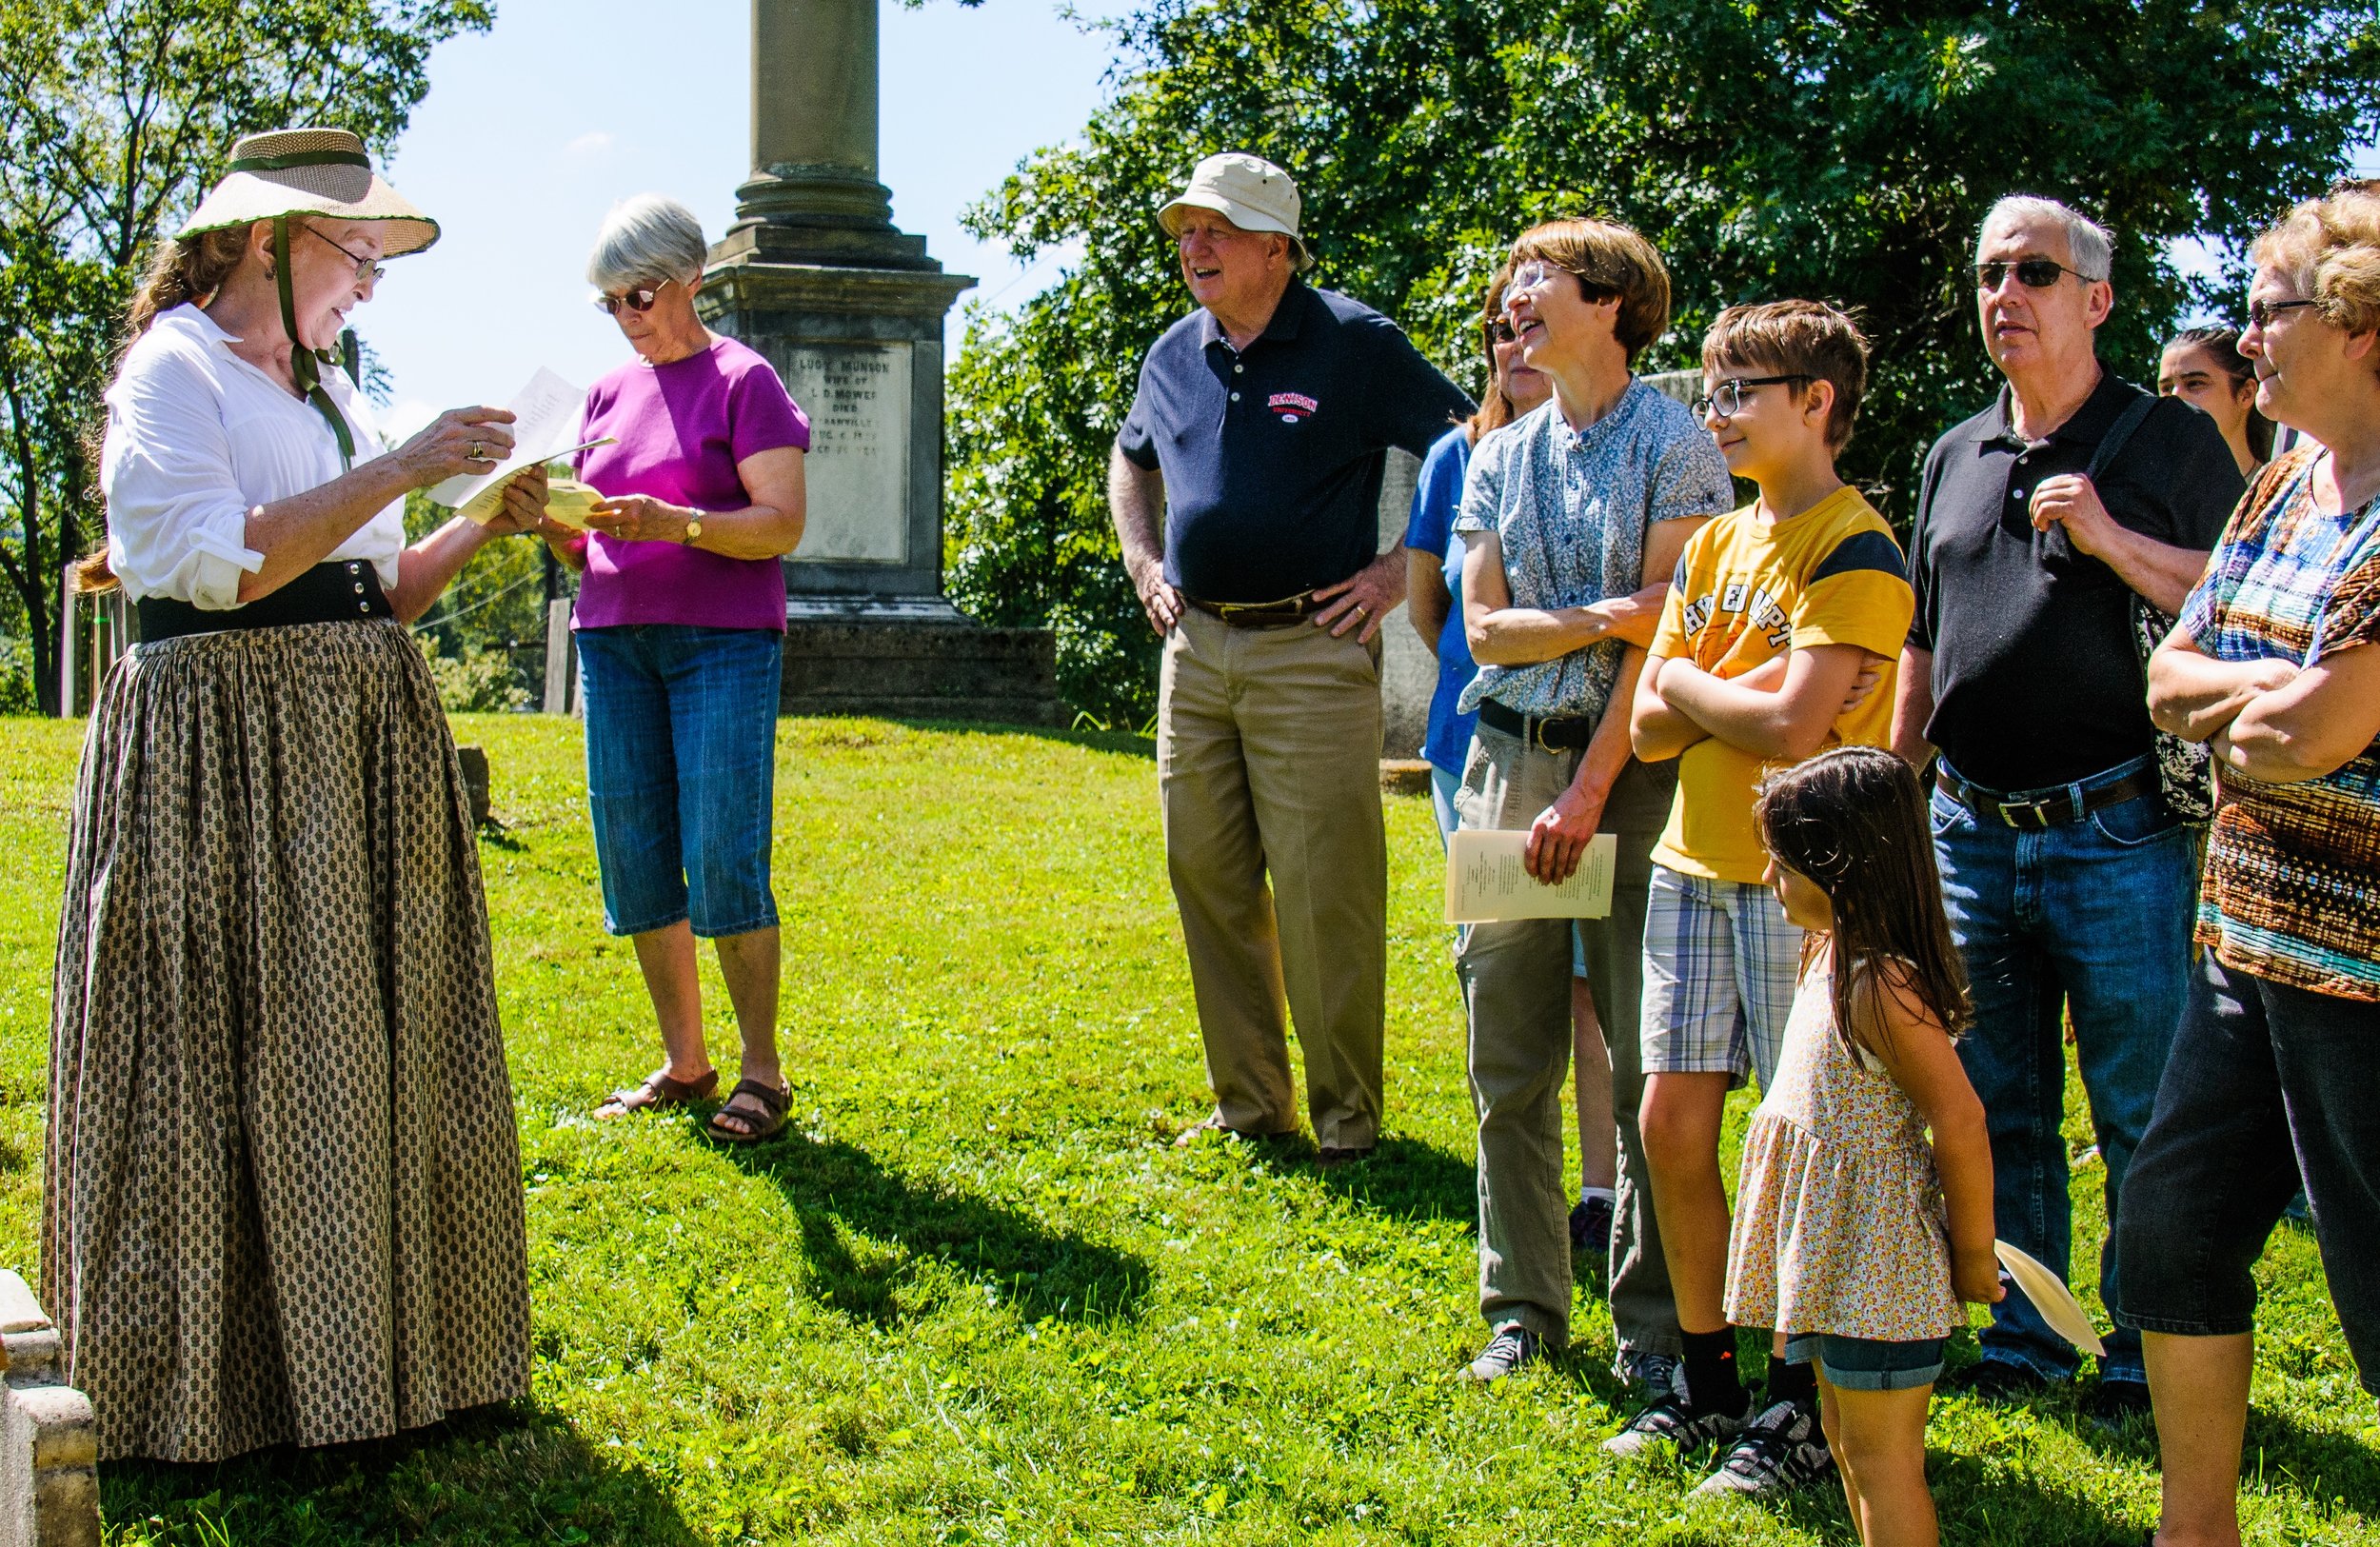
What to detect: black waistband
<box><xmin>1477</xmin><ymin>695</ymin><xmax>1597</xmax><ymax>752</ymax></box>
<box><xmin>136</xmin><ymin>560</ymin><xmax>393</xmax><ymax>642</ymax></box>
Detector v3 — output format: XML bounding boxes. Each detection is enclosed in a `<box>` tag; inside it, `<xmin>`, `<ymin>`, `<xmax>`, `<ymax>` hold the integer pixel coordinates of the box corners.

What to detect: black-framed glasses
<box><xmin>594</xmin><ymin>280</ymin><xmax>670</xmax><ymax>316</ymax></box>
<box><xmin>1693</xmin><ymin>374</ymin><xmax>1811</xmax><ymax>419</ymax></box>
<box><xmin>1975</xmin><ymin>258</ymin><xmax>2103</xmax><ymax>291</ymax></box>
<box><xmin>307</xmin><ymin>225</ymin><xmax>385</xmax><ymax>286</ymax></box>
<box><xmin>2247</xmin><ymin>297</ymin><xmax>2318</xmax><ymax>329</ymax></box>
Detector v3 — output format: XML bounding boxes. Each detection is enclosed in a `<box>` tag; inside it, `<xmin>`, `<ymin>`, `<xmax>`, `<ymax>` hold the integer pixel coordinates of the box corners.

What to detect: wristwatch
<box><xmin>681</xmin><ymin>510</ymin><xmax>704</xmax><ymax>545</ymax></box>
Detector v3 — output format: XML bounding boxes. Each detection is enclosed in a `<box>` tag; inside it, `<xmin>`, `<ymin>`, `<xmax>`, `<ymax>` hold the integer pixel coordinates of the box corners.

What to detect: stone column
<box><xmin>702</xmin><ymin>0</ymin><xmax>1062</xmax><ymax>725</ymax></box>
<box><xmin>727</xmin><ymin>0</ymin><xmax>906</xmax><ymax>260</ymax></box>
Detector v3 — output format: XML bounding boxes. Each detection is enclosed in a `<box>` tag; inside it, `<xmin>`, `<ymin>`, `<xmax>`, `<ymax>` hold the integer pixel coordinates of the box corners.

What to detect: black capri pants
<box><xmin>2112</xmin><ymin>951</ymin><xmax>2380</xmax><ymax>1397</ymax></box>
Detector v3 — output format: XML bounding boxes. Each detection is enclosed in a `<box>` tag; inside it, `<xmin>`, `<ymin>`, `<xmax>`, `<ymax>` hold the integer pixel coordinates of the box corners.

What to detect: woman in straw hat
<box><xmin>46</xmin><ymin>128</ymin><xmax>533</xmax><ymax>1462</ymax></box>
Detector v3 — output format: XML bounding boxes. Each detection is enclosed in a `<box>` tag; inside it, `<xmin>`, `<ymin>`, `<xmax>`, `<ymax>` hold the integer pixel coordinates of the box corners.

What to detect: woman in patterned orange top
<box><xmin>2125</xmin><ymin>183</ymin><xmax>2380</xmax><ymax>1547</ymax></box>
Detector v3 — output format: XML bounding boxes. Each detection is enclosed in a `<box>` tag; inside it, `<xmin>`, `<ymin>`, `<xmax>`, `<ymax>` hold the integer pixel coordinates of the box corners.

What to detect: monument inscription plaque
<box><xmin>778</xmin><ymin>343</ymin><xmax>911</xmax><ymax>564</ymax></box>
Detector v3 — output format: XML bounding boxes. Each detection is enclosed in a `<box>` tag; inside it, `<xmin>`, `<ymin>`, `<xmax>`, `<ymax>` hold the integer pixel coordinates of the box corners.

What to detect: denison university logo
<box><xmin>1268</xmin><ymin>391</ymin><xmax>1319</xmax><ymax>424</ymax></box>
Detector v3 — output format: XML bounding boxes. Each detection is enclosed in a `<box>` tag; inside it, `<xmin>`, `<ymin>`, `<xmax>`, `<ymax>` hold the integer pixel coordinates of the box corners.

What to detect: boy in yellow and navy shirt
<box><xmin>1613</xmin><ymin>301</ymin><xmax>1914</xmax><ymax>1496</ymax></box>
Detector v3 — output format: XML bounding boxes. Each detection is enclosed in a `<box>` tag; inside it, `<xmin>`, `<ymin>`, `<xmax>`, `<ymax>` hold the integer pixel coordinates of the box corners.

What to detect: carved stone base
<box><xmin>2</xmin><ymin>1273</ymin><xmax>99</xmax><ymax>1547</ymax></box>
<box><xmin>781</xmin><ymin>603</ymin><xmax>1063</xmax><ymax>726</ymax></box>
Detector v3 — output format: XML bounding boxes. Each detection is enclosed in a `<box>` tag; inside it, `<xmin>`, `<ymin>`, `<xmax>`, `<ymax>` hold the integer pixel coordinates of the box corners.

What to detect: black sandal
<box><xmin>706</xmin><ymin>1079</ymin><xmax>791</xmax><ymax>1144</ymax></box>
<box><xmin>596</xmin><ymin>1067</ymin><xmax>718</xmax><ymax>1119</ymax></box>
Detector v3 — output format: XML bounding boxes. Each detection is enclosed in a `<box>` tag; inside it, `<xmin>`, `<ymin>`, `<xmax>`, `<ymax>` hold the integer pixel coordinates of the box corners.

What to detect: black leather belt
<box><xmin>1935</xmin><ymin>764</ymin><xmax>2157</xmax><ymax>829</ymax></box>
<box><xmin>1183</xmin><ymin>590</ymin><xmax>1322</xmax><ymax>628</ymax></box>
<box><xmin>1478</xmin><ymin>695</ymin><xmax>1597</xmax><ymax>752</ymax></box>
<box><xmin>136</xmin><ymin>559</ymin><xmax>393</xmax><ymax>642</ymax></box>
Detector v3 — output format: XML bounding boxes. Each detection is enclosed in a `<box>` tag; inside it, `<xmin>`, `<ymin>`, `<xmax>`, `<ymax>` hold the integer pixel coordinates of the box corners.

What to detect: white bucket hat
<box><xmin>178</xmin><ymin>128</ymin><xmax>438</xmax><ymax>255</ymax></box>
<box><xmin>1157</xmin><ymin>152</ymin><xmax>1312</xmax><ymax>271</ymax></box>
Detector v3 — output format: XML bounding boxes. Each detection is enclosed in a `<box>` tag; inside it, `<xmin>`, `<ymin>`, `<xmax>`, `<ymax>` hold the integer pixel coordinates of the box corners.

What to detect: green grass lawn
<box><xmin>1</xmin><ymin>713</ymin><xmax>2374</xmax><ymax>1545</ymax></box>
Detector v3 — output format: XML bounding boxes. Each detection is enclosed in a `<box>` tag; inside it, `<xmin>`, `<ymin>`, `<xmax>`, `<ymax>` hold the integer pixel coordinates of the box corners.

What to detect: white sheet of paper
<box><xmin>1994</xmin><ymin>1239</ymin><xmax>2107</xmax><ymax>1358</ymax></box>
<box><xmin>1445</xmin><ymin>829</ymin><xmax>1616</xmax><ymax>923</ymax></box>
<box><xmin>427</xmin><ymin>367</ymin><xmax>602</xmax><ymax>515</ymax></box>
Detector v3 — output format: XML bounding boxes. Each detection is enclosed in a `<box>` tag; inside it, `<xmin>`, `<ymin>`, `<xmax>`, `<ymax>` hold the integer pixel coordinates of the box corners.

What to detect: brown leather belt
<box><xmin>1477</xmin><ymin>695</ymin><xmax>1597</xmax><ymax>752</ymax></box>
<box><xmin>1935</xmin><ymin>765</ymin><xmax>2158</xmax><ymax>829</ymax></box>
<box><xmin>1184</xmin><ymin>590</ymin><xmax>1322</xmax><ymax>628</ymax></box>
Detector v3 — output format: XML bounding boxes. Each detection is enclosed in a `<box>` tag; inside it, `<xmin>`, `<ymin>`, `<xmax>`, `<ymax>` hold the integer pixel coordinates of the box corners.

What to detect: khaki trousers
<box><xmin>1456</xmin><ymin>724</ymin><xmax>1677</xmax><ymax>1353</ymax></box>
<box><xmin>1158</xmin><ymin>609</ymin><xmax>1386</xmax><ymax>1150</ymax></box>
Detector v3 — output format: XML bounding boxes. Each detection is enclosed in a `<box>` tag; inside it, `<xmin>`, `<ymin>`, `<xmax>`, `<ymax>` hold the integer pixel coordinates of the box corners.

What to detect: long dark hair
<box><xmin>2167</xmin><ymin>325</ymin><xmax>2276</xmax><ymax>466</ymax></box>
<box><xmin>1464</xmin><ymin>257</ymin><xmax>1523</xmax><ymax>445</ymax></box>
<box><xmin>1754</xmin><ymin>746</ymin><xmax>1971</xmax><ymax>1054</ymax></box>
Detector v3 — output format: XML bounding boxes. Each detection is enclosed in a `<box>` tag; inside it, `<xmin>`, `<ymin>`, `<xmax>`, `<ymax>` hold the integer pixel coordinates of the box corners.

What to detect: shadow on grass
<box><xmin>2066</xmin><ymin>1395</ymin><xmax>2380</xmax><ymax>1518</ymax></box>
<box><xmin>1760</xmin><ymin>1442</ymin><xmax>2142</xmax><ymax>1546</ymax></box>
<box><xmin>100</xmin><ymin>1404</ymin><xmax>702</xmax><ymax>1547</ymax></box>
<box><xmin>726</xmin><ymin>1131</ymin><xmax>1154</xmax><ymax>1326</ymax></box>
<box><xmin>894</xmin><ymin>716</ymin><xmax>1158</xmax><ymax>761</ymax></box>
<box><xmin>1311</xmin><ymin>1135</ymin><xmax>1477</xmax><ymax>1225</ymax></box>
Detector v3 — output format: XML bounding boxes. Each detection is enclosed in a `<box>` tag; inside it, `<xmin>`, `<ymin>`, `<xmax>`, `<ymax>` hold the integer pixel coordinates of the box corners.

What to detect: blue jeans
<box><xmin>1931</xmin><ymin>755</ymin><xmax>2194</xmax><ymax>1384</ymax></box>
<box><xmin>578</xmin><ymin>625</ymin><xmax>782</xmax><ymax>938</ymax></box>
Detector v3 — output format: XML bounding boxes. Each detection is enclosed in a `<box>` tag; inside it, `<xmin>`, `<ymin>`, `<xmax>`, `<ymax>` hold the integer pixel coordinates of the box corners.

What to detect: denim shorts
<box><xmin>1782</xmin><ymin>1333</ymin><xmax>1949</xmax><ymax>1392</ymax></box>
<box><xmin>577</xmin><ymin>625</ymin><xmax>782</xmax><ymax>938</ymax></box>
<box><xmin>2113</xmin><ymin>952</ymin><xmax>2380</xmax><ymax>1394</ymax></box>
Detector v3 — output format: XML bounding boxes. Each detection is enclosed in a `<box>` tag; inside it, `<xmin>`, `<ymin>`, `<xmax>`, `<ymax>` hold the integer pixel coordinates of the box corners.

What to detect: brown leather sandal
<box><xmin>706</xmin><ymin>1079</ymin><xmax>791</xmax><ymax>1144</ymax></box>
<box><xmin>595</xmin><ymin>1067</ymin><xmax>719</xmax><ymax>1119</ymax></box>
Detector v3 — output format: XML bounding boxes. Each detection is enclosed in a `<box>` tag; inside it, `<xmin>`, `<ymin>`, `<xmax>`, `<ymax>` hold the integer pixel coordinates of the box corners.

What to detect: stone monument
<box><xmin>700</xmin><ymin>0</ymin><xmax>1064</xmax><ymax>724</ymax></box>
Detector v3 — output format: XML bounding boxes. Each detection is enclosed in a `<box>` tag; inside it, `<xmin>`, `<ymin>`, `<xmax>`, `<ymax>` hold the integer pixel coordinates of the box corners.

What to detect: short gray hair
<box><xmin>587</xmin><ymin>193</ymin><xmax>708</xmax><ymax>292</ymax></box>
<box><xmin>1978</xmin><ymin>195</ymin><xmax>2113</xmax><ymax>282</ymax></box>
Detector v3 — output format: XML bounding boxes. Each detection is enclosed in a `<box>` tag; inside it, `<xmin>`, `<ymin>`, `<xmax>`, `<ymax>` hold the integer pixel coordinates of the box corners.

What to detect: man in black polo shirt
<box><xmin>1111</xmin><ymin>151</ymin><xmax>1471</xmax><ymax>1161</ymax></box>
<box><xmin>1891</xmin><ymin>195</ymin><xmax>2244</xmax><ymax>1418</ymax></box>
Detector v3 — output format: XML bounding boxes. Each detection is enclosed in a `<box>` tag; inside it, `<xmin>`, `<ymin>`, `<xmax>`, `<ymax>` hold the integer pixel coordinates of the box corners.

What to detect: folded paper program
<box><xmin>430</xmin><ymin>366</ymin><xmax>613</xmax><ymax>518</ymax></box>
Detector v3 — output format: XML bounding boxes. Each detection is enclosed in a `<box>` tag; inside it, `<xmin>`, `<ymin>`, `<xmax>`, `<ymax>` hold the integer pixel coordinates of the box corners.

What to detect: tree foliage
<box><xmin>946</xmin><ymin>0</ymin><xmax>2380</xmax><ymax>723</ymax></box>
<box><xmin>0</xmin><ymin>0</ymin><xmax>493</xmax><ymax>712</ymax></box>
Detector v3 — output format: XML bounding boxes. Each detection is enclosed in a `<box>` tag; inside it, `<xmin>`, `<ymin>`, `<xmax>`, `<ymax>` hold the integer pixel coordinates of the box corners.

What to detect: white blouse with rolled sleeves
<box><xmin>99</xmin><ymin>303</ymin><xmax>402</xmax><ymax>609</ymax></box>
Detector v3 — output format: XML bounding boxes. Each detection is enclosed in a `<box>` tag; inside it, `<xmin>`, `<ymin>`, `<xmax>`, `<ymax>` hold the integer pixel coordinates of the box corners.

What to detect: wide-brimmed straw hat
<box><xmin>177</xmin><ymin>128</ymin><xmax>438</xmax><ymax>256</ymax></box>
<box><xmin>1157</xmin><ymin>152</ymin><xmax>1312</xmax><ymax>271</ymax></box>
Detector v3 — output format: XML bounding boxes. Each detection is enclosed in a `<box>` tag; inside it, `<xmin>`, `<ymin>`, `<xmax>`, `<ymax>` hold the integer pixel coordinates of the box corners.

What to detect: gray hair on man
<box><xmin>587</xmin><ymin>193</ymin><xmax>708</xmax><ymax>293</ymax></box>
<box><xmin>1979</xmin><ymin>194</ymin><xmax>2114</xmax><ymax>283</ymax></box>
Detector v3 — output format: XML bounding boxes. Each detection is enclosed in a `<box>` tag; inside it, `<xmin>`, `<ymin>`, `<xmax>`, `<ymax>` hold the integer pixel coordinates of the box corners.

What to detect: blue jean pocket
<box><xmin>1929</xmin><ymin>784</ymin><xmax>1969</xmax><ymax>839</ymax></box>
<box><xmin>2087</xmin><ymin>793</ymin><xmax>2183</xmax><ymax>848</ymax></box>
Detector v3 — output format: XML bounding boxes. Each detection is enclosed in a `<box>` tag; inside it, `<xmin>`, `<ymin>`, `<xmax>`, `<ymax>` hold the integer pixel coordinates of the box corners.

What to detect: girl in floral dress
<box><xmin>1724</xmin><ymin>746</ymin><xmax>2002</xmax><ymax>1545</ymax></box>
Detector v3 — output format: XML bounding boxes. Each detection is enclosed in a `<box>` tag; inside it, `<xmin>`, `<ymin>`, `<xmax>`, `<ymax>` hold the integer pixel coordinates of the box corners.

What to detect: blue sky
<box><xmin>367</xmin><ymin>0</ymin><xmax>1135</xmax><ymax>438</ymax></box>
<box><xmin>361</xmin><ymin>2</ymin><xmax>2377</xmax><ymax>440</ymax></box>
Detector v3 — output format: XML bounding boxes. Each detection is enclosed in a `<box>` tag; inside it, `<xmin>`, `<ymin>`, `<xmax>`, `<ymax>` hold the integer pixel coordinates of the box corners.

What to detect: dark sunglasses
<box><xmin>1693</xmin><ymin>374</ymin><xmax>1811</xmax><ymax>419</ymax></box>
<box><xmin>594</xmin><ymin>280</ymin><xmax>669</xmax><ymax>316</ymax></box>
<box><xmin>1974</xmin><ymin>258</ymin><xmax>2103</xmax><ymax>291</ymax></box>
<box><xmin>2247</xmin><ymin>297</ymin><xmax>2318</xmax><ymax>329</ymax></box>
<box><xmin>307</xmin><ymin>225</ymin><xmax>385</xmax><ymax>286</ymax></box>
<box><xmin>1484</xmin><ymin>318</ymin><xmax>1517</xmax><ymax>346</ymax></box>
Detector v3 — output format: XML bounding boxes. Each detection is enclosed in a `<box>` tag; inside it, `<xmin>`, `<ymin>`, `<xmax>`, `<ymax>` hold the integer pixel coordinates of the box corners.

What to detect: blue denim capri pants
<box><xmin>577</xmin><ymin>625</ymin><xmax>782</xmax><ymax>938</ymax></box>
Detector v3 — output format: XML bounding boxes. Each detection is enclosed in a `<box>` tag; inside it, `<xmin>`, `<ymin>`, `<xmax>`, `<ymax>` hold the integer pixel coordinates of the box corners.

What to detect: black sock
<box><xmin>1766</xmin><ymin>1353</ymin><xmax>1817</xmax><ymax>1408</ymax></box>
<box><xmin>1681</xmin><ymin>1328</ymin><xmax>1749</xmax><ymax>1418</ymax></box>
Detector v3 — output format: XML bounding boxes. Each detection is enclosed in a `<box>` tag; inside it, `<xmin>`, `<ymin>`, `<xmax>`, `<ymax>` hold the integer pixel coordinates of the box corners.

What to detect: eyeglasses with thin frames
<box><xmin>2247</xmin><ymin>297</ymin><xmax>2318</xmax><ymax>329</ymax></box>
<box><xmin>1974</xmin><ymin>258</ymin><xmax>2104</xmax><ymax>291</ymax></box>
<box><xmin>594</xmin><ymin>280</ymin><xmax>671</xmax><ymax>316</ymax></box>
<box><xmin>307</xmin><ymin>225</ymin><xmax>385</xmax><ymax>286</ymax></box>
<box><xmin>1693</xmin><ymin>374</ymin><xmax>1812</xmax><ymax>420</ymax></box>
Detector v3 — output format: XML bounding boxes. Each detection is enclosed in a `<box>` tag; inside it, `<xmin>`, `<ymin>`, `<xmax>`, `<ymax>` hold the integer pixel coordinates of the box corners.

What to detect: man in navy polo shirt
<box><xmin>1111</xmin><ymin>151</ymin><xmax>1471</xmax><ymax>1162</ymax></box>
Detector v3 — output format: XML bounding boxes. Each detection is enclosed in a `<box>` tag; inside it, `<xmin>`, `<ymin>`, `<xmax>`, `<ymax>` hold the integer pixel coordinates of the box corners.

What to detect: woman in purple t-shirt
<box><xmin>510</xmin><ymin>194</ymin><xmax>809</xmax><ymax>1142</ymax></box>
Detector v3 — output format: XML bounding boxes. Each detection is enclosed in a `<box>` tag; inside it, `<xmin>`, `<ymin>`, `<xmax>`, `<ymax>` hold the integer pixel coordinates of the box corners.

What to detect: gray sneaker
<box><xmin>1693</xmin><ymin>1398</ymin><xmax>1835</xmax><ymax>1497</ymax></box>
<box><xmin>1614</xmin><ymin>1349</ymin><xmax>1686</xmax><ymax>1403</ymax></box>
<box><xmin>1602</xmin><ymin>1392</ymin><xmax>1744</xmax><ymax>1458</ymax></box>
<box><xmin>1460</xmin><ymin>1321</ymin><xmax>1541</xmax><ymax>1382</ymax></box>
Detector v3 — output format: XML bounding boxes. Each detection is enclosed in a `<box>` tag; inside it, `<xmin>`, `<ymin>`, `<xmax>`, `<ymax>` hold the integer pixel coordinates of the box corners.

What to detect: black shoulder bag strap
<box><xmin>2085</xmin><ymin>390</ymin><xmax>2213</xmax><ymax>823</ymax></box>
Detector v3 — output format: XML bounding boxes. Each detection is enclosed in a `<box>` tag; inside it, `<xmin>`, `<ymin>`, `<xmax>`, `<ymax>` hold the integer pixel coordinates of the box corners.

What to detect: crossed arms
<box><xmin>2148</xmin><ymin>632</ymin><xmax>2380</xmax><ymax>783</ymax></box>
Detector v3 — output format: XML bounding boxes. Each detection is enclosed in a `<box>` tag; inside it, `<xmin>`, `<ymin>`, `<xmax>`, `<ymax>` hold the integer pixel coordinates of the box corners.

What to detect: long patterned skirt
<box><xmin>43</xmin><ymin>619</ymin><xmax>531</xmax><ymax>1462</ymax></box>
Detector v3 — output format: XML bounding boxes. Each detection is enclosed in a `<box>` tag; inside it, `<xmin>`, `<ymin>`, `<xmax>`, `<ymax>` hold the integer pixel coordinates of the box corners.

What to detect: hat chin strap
<box><xmin>271</xmin><ymin>214</ymin><xmax>357</xmax><ymax>468</ymax></box>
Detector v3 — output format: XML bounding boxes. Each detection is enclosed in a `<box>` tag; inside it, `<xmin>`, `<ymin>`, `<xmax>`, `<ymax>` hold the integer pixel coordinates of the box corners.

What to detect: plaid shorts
<box><xmin>1640</xmin><ymin>865</ymin><xmax>1803</xmax><ymax>1088</ymax></box>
